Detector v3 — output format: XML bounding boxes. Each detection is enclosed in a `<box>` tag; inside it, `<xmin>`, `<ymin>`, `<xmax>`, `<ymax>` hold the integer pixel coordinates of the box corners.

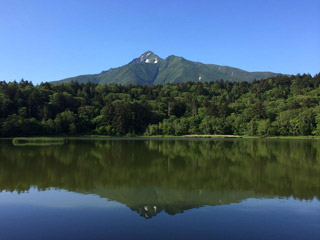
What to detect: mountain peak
<box><xmin>130</xmin><ymin>51</ymin><xmax>162</xmax><ymax>64</ymax></box>
<box><xmin>142</xmin><ymin>50</ymin><xmax>154</xmax><ymax>56</ymax></box>
<box><xmin>55</xmin><ymin>52</ymin><xmax>282</xmax><ymax>85</ymax></box>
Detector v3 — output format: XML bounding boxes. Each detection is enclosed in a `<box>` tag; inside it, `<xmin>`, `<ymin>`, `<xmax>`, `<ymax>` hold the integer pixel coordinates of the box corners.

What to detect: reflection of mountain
<box><xmin>0</xmin><ymin>139</ymin><xmax>319</xmax><ymax>218</ymax></box>
<box><xmin>84</xmin><ymin>187</ymin><xmax>263</xmax><ymax>218</ymax></box>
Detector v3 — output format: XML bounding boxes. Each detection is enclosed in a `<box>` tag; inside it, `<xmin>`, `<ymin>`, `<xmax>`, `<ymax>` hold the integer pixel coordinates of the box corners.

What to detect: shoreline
<box><xmin>2</xmin><ymin>135</ymin><xmax>320</xmax><ymax>141</ymax></box>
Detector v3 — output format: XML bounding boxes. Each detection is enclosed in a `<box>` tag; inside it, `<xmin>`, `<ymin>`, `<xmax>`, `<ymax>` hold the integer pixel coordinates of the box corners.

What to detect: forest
<box><xmin>0</xmin><ymin>73</ymin><xmax>320</xmax><ymax>137</ymax></box>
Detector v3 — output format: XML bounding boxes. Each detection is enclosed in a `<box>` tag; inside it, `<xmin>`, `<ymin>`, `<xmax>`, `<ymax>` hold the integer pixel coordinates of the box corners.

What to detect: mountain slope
<box><xmin>54</xmin><ymin>51</ymin><xmax>281</xmax><ymax>85</ymax></box>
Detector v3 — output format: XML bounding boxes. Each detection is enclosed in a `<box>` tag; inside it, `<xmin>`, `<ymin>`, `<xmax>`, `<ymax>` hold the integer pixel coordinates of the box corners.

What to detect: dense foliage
<box><xmin>1</xmin><ymin>73</ymin><xmax>320</xmax><ymax>137</ymax></box>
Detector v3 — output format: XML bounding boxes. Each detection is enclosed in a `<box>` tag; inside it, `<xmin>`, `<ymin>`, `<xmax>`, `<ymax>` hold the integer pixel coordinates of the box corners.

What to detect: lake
<box><xmin>0</xmin><ymin>138</ymin><xmax>319</xmax><ymax>239</ymax></box>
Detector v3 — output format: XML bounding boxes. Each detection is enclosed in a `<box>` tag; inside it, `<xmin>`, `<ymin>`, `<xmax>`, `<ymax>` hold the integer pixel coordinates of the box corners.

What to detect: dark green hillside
<box><xmin>98</xmin><ymin>62</ymin><xmax>160</xmax><ymax>85</ymax></box>
<box><xmin>57</xmin><ymin>74</ymin><xmax>99</xmax><ymax>84</ymax></box>
<box><xmin>54</xmin><ymin>51</ymin><xmax>281</xmax><ymax>85</ymax></box>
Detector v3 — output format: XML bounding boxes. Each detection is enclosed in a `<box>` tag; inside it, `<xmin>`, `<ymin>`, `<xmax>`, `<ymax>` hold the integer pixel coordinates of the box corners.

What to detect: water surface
<box><xmin>0</xmin><ymin>139</ymin><xmax>319</xmax><ymax>239</ymax></box>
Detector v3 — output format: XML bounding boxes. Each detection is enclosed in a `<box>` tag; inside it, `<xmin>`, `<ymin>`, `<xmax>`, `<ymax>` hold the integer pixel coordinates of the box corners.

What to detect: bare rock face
<box><xmin>130</xmin><ymin>51</ymin><xmax>162</xmax><ymax>64</ymax></box>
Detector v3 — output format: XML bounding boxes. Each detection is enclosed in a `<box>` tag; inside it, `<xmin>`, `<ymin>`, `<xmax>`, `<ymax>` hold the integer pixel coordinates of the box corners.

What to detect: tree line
<box><xmin>0</xmin><ymin>73</ymin><xmax>320</xmax><ymax>137</ymax></box>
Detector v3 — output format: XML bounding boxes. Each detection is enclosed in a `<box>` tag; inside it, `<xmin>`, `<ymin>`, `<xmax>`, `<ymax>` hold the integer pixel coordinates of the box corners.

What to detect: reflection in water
<box><xmin>0</xmin><ymin>139</ymin><xmax>319</xmax><ymax>218</ymax></box>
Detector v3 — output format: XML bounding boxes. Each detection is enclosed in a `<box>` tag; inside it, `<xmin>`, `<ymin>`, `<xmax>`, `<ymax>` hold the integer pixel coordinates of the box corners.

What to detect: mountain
<box><xmin>54</xmin><ymin>51</ymin><xmax>281</xmax><ymax>85</ymax></box>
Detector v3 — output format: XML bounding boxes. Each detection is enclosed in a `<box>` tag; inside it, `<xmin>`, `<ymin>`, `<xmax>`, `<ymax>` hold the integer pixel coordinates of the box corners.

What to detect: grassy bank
<box><xmin>262</xmin><ymin>136</ymin><xmax>320</xmax><ymax>140</ymax></box>
<box><xmin>182</xmin><ymin>134</ymin><xmax>242</xmax><ymax>138</ymax></box>
<box><xmin>12</xmin><ymin>137</ymin><xmax>66</xmax><ymax>146</ymax></box>
<box><xmin>8</xmin><ymin>135</ymin><xmax>320</xmax><ymax>144</ymax></box>
<box><xmin>72</xmin><ymin>135</ymin><xmax>320</xmax><ymax>140</ymax></box>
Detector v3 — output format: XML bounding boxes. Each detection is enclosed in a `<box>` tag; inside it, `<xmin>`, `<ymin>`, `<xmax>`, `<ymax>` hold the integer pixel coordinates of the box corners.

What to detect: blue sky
<box><xmin>1</xmin><ymin>0</ymin><xmax>319</xmax><ymax>84</ymax></box>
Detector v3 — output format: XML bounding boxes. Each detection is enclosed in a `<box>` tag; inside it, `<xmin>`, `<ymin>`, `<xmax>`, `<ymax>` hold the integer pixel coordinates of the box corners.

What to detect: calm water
<box><xmin>0</xmin><ymin>139</ymin><xmax>319</xmax><ymax>240</ymax></box>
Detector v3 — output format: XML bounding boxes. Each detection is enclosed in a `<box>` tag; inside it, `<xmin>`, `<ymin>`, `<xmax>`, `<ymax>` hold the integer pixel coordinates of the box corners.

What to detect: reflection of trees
<box><xmin>0</xmin><ymin>139</ymin><xmax>319</xmax><ymax>200</ymax></box>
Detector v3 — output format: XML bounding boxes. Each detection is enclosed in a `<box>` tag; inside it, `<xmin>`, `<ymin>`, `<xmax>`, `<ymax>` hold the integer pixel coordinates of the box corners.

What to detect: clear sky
<box><xmin>1</xmin><ymin>0</ymin><xmax>319</xmax><ymax>84</ymax></box>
